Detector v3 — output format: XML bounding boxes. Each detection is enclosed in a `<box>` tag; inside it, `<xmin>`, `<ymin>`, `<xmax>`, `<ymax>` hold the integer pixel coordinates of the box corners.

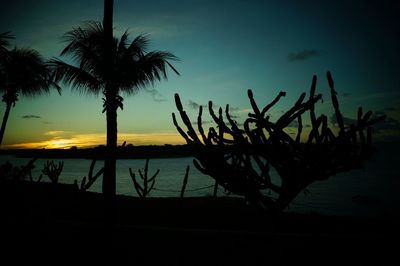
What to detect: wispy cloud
<box><xmin>193</xmin><ymin>120</ymin><xmax>212</xmax><ymax>126</ymax></box>
<box><xmin>229</xmin><ymin>107</ymin><xmax>240</xmax><ymax>112</ymax></box>
<box><xmin>374</xmin><ymin>116</ymin><xmax>400</xmax><ymax>133</ymax></box>
<box><xmin>375</xmin><ymin>111</ymin><xmax>386</xmax><ymax>116</ymax></box>
<box><xmin>187</xmin><ymin>100</ymin><xmax>206</xmax><ymax>110</ymax></box>
<box><xmin>21</xmin><ymin>115</ymin><xmax>41</xmax><ymax>119</ymax></box>
<box><xmin>330</xmin><ymin>113</ymin><xmax>400</xmax><ymax>134</ymax></box>
<box><xmin>239</xmin><ymin>108</ymin><xmax>253</xmax><ymax>114</ymax></box>
<box><xmin>144</xmin><ymin>88</ymin><xmax>166</xmax><ymax>102</ymax></box>
<box><xmin>228</xmin><ymin>114</ymin><xmax>240</xmax><ymax>120</ymax></box>
<box><xmin>288</xmin><ymin>49</ymin><xmax>320</xmax><ymax>62</ymax></box>
<box><xmin>329</xmin><ymin>114</ymin><xmax>357</xmax><ymax>127</ymax></box>
<box><xmin>288</xmin><ymin>120</ymin><xmax>299</xmax><ymax>128</ymax></box>
<box><xmin>44</xmin><ymin>130</ymin><xmax>68</xmax><ymax>136</ymax></box>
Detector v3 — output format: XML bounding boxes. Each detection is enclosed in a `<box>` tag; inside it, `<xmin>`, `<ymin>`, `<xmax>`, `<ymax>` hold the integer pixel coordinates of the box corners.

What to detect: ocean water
<box><xmin>1</xmin><ymin>143</ymin><xmax>399</xmax><ymax>216</ymax></box>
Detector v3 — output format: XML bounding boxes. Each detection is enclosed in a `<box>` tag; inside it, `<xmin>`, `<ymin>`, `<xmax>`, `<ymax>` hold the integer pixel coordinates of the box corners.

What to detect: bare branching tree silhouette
<box><xmin>129</xmin><ymin>158</ymin><xmax>159</xmax><ymax>198</ymax></box>
<box><xmin>0</xmin><ymin>36</ymin><xmax>61</xmax><ymax>145</ymax></box>
<box><xmin>42</xmin><ymin>160</ymin><xmax>64</xmax><ymax>184</ymax></box>
<box><xmin>75</xmin><ymin>159</ymin><xmax>104</xmax><ymax>191</ymax></box>
<box><xmin>173</xmin><ymin>72</ymin><xmax>385</xmax><ymax>211</ymax></box>
<box><xmin>50</xmin><ymin>0</ymin><xmax>179</xmax><ymax>197</ymax></box>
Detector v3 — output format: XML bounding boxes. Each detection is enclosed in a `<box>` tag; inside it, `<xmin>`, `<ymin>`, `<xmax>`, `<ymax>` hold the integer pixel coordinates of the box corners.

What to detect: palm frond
<box><xmin>49</xmin><ymin>58</ymin><xmax>102</xmax><ymax>95</ymax></box>
<box><xmin>19</xmin><ymin>79</ymin><xmax>52</xmax><ymax>97</ymax></box>
<box><xmin>1</xmin><ymin>47</ymin><xmax>59</xmax><ymax>97</ymax></box>
<box><xmin>139</xmin><ymin>51</ymin><xmax>180</xmax><ymax>79</ymax></box>
<box><xmin>127</xmin><ymin>34</ymin><xmax>149</xmax><ymax>56</ymax></box>
<box><xmin>54</xmin><ymin>21</ymin><xmax>179</xmax><ymax>97</ymax></box>
<box><xmin>116</xmin><ymin>50</ymin><xmax>179</xmax><ymax>94</ymax></box>
<box><xmin>0</xmin><ymin>31</ymin><xmax>14</xmax><ymax>52</ymax></box>
<box><xmin>61</xmin><ymin>21</ymin><xmax>104</xmax><ymax>58</ymax></box>
<box><xmin>117</xmin><ymin>30</ymin><xmax>130</xmax><ymax>53</ymax></box>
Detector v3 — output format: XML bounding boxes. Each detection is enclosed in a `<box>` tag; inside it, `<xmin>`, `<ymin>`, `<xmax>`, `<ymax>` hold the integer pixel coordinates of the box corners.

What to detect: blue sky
<box><xmin>1</xmin><ymin>0</ymin><xmax>399</xmax><ymax>148</ymax></box>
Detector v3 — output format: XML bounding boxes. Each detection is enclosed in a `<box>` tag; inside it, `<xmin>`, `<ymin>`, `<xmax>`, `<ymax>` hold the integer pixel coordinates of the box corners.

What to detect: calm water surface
<box><xmin>1</xmin><ymin>143</ymin><xmax>399</xmax><ymax>216</ymax></box>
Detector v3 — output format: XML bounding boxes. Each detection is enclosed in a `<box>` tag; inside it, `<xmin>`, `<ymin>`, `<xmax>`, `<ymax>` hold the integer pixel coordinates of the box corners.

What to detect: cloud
<box><xmin>229</xmin><ymin>106</ymin><xmax>240</xmax><ymax>112</ymax></box>
<box><xmin>375</xmin><ymin>111</ymin><xmax>386</xmax><ymax>116</ymax></box>
<box><xmin>330</xmin><ymin>114</ymin><xmax>356</xmax><ymax>126</ymax></box>
<box><xmin>228</xmin><ymin>114</ymin><xmax>240</xmax><ymax>120</ymax></box>
<box><xmin>288</xmin><ymin>120</ymin><xmax>310</xmax><ymax>129</ymax></box>
<box><xmin>187</xmin><ymin>100</ymin><xmax>206</xmax><ymax>110</ymax></box>
<box><xmin>342</xmin><ymin>93</ymin><xmax>351</xmax><ymax>97</ymax></box>
<box><xmin>44</xmin><ymin>130</ymin><xmax>68</xmax><ymax>136</ymax></box>
<box><xmin>21</xmin><ymin>115</ymin><xmax>41</xmax><ymax>119</ymax></box>
<box><xmin>288</xmin><ymin>120</ymin><xmax>299</xmax><ymax>128</ymax></box>
<box><xmin>238</xmin><ymin>108</ymin><xmax>253</xmax><ymax>114</ymax></box>
<box><xmin>193</xmin><ymin>120</ymin><xmax>213</xmax><ymax>126</ymax></box>
<box><xmin>330</xmin><ymin>113</ymin><xmax>400</xmax><ymax>133</ymax></box>
<box><xmin>384</xmin><ymin>107</ymin><xmax>397</xmax><ymax>111</ymax></box>
<box><xmin>373</xmin><ymin>116</ymin><xmax>400</xmax><ymax>133</ymax></box>
<box><xmin>287</xmin><ymin>49</ymin><xmax>320</xmax><ymax>62</ymax></box>
<box><xmin>144</xmin><ymin>88</ymin><xmax>166</xmax><ymax>102</ymax></box>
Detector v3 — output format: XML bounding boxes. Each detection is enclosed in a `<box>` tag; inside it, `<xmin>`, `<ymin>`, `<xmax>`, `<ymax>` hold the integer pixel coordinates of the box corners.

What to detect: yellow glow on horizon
<box><xmin>3</xmin><ymin>126</ymin><xmax>394</xmax><ymax>149</ymax></box>
<box><xmin>2</xmin><ymin>131</ymin><xmax>186</xmax><ymax>149</ymax></box>
<box><xmin>44</xmin><ymin>139</ymin><xmax>76</xmax><ymax>149</ymax></box>
<box><xmin>2</xmin><ymin>126</ymin><xmax>316</xmax><ymax>149</ymax></box>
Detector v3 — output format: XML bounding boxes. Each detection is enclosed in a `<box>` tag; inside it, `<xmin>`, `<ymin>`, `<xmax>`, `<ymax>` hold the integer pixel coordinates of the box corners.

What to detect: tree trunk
<box><xmin>103</xmin><ymin>93</ymin><xmax>117</xmax><ymax>197</ymax></box>
<box><xmin>102</xmin><ymin>0</ymin><xmax>116</xmax><ymax>197</ymax></box>
<box><xmin>103</xmin><ymin>0</ymin><xmax>113</xmax><ymax>40</ymax></box>
<box><xmin>272</xmin><ymin>178</ymin><xmax>312</xmax><ymax>212</ymax></box>
<box><xmin>0</xmin><ymin>102</ymin><xmax>12</xmax><ymax>146</ymax></box>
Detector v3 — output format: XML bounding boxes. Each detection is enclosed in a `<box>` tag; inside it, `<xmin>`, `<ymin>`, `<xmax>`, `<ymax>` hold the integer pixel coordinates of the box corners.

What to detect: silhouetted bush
<box><xmin>129</xmin><ymin>159</ymin><xmax>159</xmax><ymax>198</ymax></box>
<box><xmin>0</xmin><ymin>158</ymin><xmax>37</xmax><ymax>181</ymax></box>
<box><xmin>42</xmin><ymin>160</ymin><xmax>63</xmax><ymax>184</ymax></box>
<box><xmin>74</xmin><ymin>159</ymin><xmax>104</xmax><ymax>191</ymax></box>
<box><xmin>173</xmin><ymin>72</ymin><xmax>385</xmax><ymax>211</ymax></box>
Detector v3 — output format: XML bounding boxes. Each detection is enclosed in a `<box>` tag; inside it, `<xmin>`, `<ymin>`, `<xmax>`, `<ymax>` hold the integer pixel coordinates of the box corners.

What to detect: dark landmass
<box><xmin>1</xmin><ymin>180</ymin><xmax>399</xmax><ymax>265</ymax></box>
<box><xmin>1</xmin><ymin>141</ymin><xmax>399</xmax><ymax>160</ymax></box>
<box><xmin>0</xmin><ymin>144</ymin><xmax>193</xmax><ymax>159</ymax></box>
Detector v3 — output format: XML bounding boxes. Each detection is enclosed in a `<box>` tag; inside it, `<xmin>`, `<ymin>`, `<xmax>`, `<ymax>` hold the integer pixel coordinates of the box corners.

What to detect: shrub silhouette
<box><xmin>75</xmin><ymin>159</ymin><xmax>104</xmax><ymax>191</ymax></box>
<box><xmin>173</xmin><ymin>72</ymin><xmax>385</xmax><ymax>211</ymax></box>
<box><xmin>129</xmin><ymin>158</ymin><xmax>159</xmax><ymax>198</ymax></box>
<box><xmin>0</xmin><ymin>158</ymin><xmax>37</xmax><ymax>181</ymax></box>
<box><xmin>42</xmin><ymin>160</ymin><xmax>64</xmax><ymax>184</ymax></box>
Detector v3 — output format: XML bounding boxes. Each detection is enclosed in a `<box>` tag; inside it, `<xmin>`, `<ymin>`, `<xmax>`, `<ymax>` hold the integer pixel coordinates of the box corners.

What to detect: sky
<box><xmin>0</xmin><ymin>0</ymin><xmax>399</xmax><ymax>148</ymax></box>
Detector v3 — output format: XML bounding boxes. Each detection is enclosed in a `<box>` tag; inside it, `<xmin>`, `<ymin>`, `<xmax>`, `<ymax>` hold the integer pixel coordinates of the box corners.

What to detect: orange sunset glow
<box><xmin>2</xmin><ymin>132</ymin><xmax>185</xmax><ymax>149</ymax></box>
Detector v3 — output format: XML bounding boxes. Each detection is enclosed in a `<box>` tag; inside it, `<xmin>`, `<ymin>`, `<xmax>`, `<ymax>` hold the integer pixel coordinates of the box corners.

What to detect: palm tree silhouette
<box><xmin>0</xmin><ymin>32</ymin><xmax>13</xmax><ymax>55</ymax></box>
<box><xmin>0</xmin><ymin>47</ymin><xmax>61</xmax><ymax>145</ymax></box>
<box><xmin>50</xmin><ymin>2</ymin><xmax>179</xmax><ymax>197</ymax></box>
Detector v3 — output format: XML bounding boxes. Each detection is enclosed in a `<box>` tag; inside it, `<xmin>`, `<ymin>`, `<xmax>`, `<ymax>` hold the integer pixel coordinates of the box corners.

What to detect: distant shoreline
<box><xmin>0</xmin><ymin>141</ymin><xmax>398</xmax><ymax>159</ymax></box>
<box><xmin>0</xmin><ymin>144</ymin><xmax>193</xmax><ymax>159</ymax></box>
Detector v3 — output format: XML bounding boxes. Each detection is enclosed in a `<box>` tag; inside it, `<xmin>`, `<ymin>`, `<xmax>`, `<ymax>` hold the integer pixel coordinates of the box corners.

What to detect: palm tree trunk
<box><xmin>0</xmin><ymin>102</ymin><xmax>12</xmax><ymax>146</ymax></box>
<box><xmin>102</xmin><ymin>0</ymin><xmax>116</xmax><ymax>197</ymax></box>
<box><xmin>103</xmin><ymin>0</ymin><xmax>113</xmax><ymax>40</ymax></box>
<box><xmin>103</xmin><ymin>94</ymin><xmax>117</xmax><ymax>196</ymax></box>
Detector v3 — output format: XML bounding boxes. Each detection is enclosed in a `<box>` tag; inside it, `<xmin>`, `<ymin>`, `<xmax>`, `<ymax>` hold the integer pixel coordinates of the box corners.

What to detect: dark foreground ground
<box><xmin>1</xmin><ymin>180</ymin><xmax>399</xmax><ymax>266</ymax></box>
